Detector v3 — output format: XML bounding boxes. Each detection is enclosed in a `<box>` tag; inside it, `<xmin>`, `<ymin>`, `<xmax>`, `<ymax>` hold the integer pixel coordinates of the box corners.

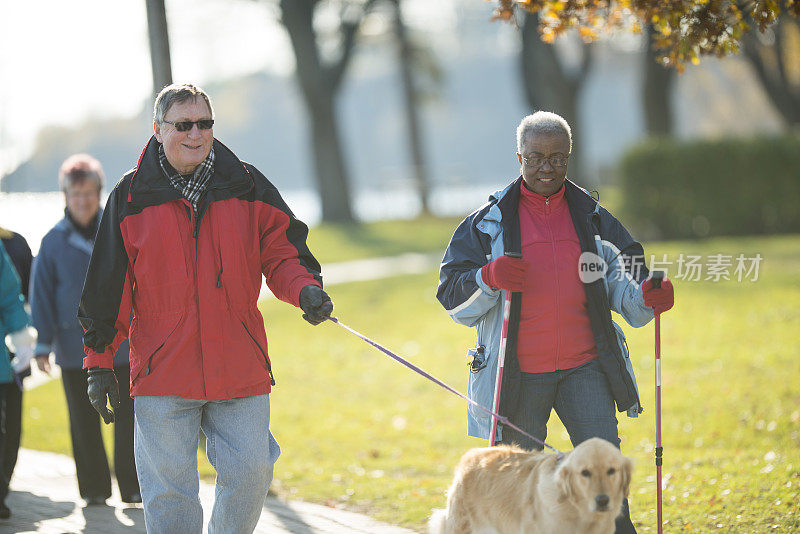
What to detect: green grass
<box><xmin>307</xmin><ymin>214</ymin><xmax>463</xmax><ymax>264</ymax></box>
<box><xmin>20</xmin><ymin>379</ymin><xmax>74</xmax><ymax>456</ymax></box>
<box><xmin>21</xmin><ymin>221</ymin><xmax>800</xmax><ymax>532</ymax></box>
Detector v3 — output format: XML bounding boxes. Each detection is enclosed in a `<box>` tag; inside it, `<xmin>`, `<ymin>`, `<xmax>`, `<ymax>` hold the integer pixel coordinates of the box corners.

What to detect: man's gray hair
<box><xmin>516</xmin><ymin>111</ymin><xmax>572</xmax><ymax>153</ymax></box>
<box><xmin>153</xmin><ymin>83</ymin><xmax>214</xmax><ymax>124</ymax></box>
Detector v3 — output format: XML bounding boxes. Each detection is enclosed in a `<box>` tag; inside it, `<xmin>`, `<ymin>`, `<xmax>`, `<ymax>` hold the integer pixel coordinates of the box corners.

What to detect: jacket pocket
<box><xmin>129</xmin><ymin>312</ymin><xmax>183</xmax><ymax>384</ymax></box>
<box><xmin>468</xmin><ymin>345</ymin><xmax>487</xmax><ymax>373</ymax></box>
<box><xmin>612</xmin><ymin>320</ymin><xmax>642</xmax><ymax>417</ymax></box>
<box><xmin>467</xmin><ymin>343</ymin><xmax>496</xmax><ymax>426</ymax></box>
<box><xmin>240</xmin><ymin>317</ymin><xmax>275</xmax><ymax>386</ymax></box>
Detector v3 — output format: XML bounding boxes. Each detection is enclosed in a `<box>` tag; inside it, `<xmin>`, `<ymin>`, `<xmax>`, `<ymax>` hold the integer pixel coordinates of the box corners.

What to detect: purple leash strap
<box><xmin>327</xmin><ymin>316</ymin><xmax>563</xmax><ymax>457</ymax></box>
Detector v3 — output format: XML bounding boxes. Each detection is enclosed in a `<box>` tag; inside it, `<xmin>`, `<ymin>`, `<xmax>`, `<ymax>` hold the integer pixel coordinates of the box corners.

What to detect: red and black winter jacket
<box><xmin>79</xmin><ymin>136</ymin><xmax>322</xmax><ymax>400</ymax></box>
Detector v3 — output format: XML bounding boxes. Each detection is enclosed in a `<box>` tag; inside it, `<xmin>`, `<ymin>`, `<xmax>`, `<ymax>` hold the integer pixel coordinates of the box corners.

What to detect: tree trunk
<box><xmin>280</xmin><ymin>0</ymin><xmax>357</xmax><ymax>222</ymax></box>
<box><xmin>742</xmin><ymin>17</ymin><xmax>800</xmax><ymax>126</ymax></box>
<box><xmin>308</xmin><ymin>92</ymin><xmax>355</xmax><ymax>222</ymax></box>
<box><xmin>520</xmin><ymin>13</ymin><xmax>593</xmax><ymax>185</ymax></box>
<box><xmin>145</xmin><ymin>0</ymin><xmax>172</xmax><ymax>97</ymax></box>
<box><xmin>393</xmin><ymin>0</ymin><xmax>431</xmax><ymax>214</ymax></box>
<box><xmin>643</xmin><ymin>25</ymin><xmax>675</xmax><ymax>136</ymax></box>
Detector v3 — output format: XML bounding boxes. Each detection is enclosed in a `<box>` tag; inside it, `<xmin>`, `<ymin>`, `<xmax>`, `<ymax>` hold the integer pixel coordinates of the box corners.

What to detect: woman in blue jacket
<box><xmin>29</xmin><ymin>154</ymin><xmax>139</xmax><ymax>505</ymax></box>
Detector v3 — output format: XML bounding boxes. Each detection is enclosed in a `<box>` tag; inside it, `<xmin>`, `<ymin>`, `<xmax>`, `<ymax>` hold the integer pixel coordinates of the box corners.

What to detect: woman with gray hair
<box><xmin>29</xmin><ymin>154</ymin><xmax>139</xmax><ymax>506</ymax></box>
<box><xmin>438</xmin><ymin>111</ymin><xmax>675</xmax><ymax>533</ymax></box>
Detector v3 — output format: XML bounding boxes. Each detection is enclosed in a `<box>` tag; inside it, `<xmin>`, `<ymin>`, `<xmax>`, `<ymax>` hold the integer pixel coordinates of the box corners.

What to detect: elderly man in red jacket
<box><xmin>79</xmin><ymin>83</ymin><xmax>332</xmax><ymax>533</ymax></box>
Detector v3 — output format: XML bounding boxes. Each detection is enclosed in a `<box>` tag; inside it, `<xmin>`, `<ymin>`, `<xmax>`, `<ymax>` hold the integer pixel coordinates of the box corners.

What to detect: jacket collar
<box><xmin>128</xmin><ymin>136</ymin><xmax>253</xmax><ymax>207</ymax></box>
<box><xmin>563</xmin><ymin>179</ymin><xmax>598</xmax><ymax>215</ymax></box>
<box><xmin>56</xmin><ymin>208</ymin><xmax>103</xmax><ymax>255</ymax></box>
<box><xmin>57</xmin><ymin>208</ymin><xmax>103</xmax><ymax>233</ymax></box>
<box><xmin>519</xmin><ymin>180</ymin><xmax>567</xmax><ymax>212</ymax></box>
<box><xmin>482</xmin><ymin>177</ymin><xmax>597</xmax><ymax>225</ymax></box>
<box><xmin>481</xmin><ymin>177</ymin><xmax>598</xmax><ymax>250</ymax></box>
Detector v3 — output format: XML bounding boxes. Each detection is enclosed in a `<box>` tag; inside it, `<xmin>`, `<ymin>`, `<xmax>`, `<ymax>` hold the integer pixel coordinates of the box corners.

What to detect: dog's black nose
<box><xmin>595</xmin><ymin>494</ymin><xmax>610</xmax><ymax>510</ymax></box>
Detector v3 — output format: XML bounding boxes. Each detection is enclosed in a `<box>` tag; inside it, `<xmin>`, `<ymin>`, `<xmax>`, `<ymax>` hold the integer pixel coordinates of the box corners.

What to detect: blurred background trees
<box><xmin>2</xmin><ymin>0</ymin><xmax>798</xmax><ymax>234</ymax></box>
<box><xmin>278</xmin><ymin>0</ymin><xmax>379</xmax><ymax>222</ymax></box>
<box><xmin>493</xmin><ymin>0</ymin><xmax>800</xmax><ymax>68</ymax></box>
<box><xmin>742</xmin><ymin>13</ymin><xmax>800</xmax><ymax>125</ymax></box>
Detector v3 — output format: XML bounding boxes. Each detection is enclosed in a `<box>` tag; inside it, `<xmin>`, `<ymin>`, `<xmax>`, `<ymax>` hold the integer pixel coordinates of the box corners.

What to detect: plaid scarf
<box><xmin>158</xmin><ymin>144</ymin><xmax>215</xmax><ymax>212</ymax></box>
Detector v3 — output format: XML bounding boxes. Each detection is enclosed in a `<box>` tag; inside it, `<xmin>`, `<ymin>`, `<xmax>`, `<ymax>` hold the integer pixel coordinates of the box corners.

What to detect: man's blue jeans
<box><xmin>134</xmin><ymin>394</ymin><xmax>280</xmax><ymax>534</ymax></box>
<box><xmin>499</xmin><ymin>359</ymin><xmax>637</xmax><ymax>534</ymax></box>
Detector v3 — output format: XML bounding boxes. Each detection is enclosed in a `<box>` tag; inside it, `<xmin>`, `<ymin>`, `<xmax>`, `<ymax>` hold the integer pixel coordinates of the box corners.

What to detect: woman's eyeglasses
<box><xmin>521</xmin><ymin>154</ymin><xmax>569</xmax><ymax>168</ymax></box>
<box><xmin>162</xmin><ymin>119</ymin><xmax>214</xmax><ymax>132</ymax></box>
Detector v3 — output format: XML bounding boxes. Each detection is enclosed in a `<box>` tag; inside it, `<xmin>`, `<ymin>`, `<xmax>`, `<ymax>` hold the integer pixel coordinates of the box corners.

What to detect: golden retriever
<box><xmin>428</xmin><ymin>437</ymin><xmax>632</xmax><ymax>534</ymax></box>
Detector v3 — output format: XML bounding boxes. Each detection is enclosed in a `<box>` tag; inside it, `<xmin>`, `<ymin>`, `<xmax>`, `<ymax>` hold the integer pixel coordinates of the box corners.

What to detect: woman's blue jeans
<box><xmin>133</xmin><ymin>394</ymin><xmax>280</xmax><ymax>534</ymax></box>
<box><xmin>499</xmin><ymin>359</ymin><xmax>637</xmax><ymax>534</ymax></box>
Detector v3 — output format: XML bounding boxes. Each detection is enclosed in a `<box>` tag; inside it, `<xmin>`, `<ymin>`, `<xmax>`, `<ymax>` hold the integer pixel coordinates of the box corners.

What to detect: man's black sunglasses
<box><xmin>162</xmin><ymin>119</ymin><xmax>214</xmax><ymax>132</ymax></box>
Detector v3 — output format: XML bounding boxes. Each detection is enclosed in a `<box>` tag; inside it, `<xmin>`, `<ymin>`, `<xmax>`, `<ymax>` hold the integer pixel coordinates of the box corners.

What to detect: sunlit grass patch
<box><xmin>21</xmin><ymin>228</ymin><xmax>800</xmax><ymax>532</ymax></box>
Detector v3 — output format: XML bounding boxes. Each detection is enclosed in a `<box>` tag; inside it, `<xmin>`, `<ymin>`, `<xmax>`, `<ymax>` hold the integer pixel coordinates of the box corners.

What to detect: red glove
<box><xmin>481</xmin><ymin>255</ymin><xmax>530</xmax><ymax>292</ymax></box>
<box><xmin>642</xmin><ymin>277</ymin><xmax>674</xmax><ymax>314</ymax></box>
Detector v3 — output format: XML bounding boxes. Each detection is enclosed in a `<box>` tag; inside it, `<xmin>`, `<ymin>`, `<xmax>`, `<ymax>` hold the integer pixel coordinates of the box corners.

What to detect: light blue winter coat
<box><xmin>437</xmin><ymin>179</ymin><xmax>654</xmax><ymax>439</ymax></box>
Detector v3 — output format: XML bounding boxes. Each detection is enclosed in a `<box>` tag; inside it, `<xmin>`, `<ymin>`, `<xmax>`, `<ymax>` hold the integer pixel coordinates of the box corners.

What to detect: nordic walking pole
<box><xmin>488</xmin><ymin>251</ymin><xmax>522</xmax><ymax>447</ymax></box>
<box><xmin>651</xmin><ymin>270</ymin><xmax>665</xmax><ymax>534</ymax></box>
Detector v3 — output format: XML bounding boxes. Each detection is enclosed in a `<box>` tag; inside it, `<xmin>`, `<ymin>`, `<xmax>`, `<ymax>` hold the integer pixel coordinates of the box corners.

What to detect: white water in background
<box><xmin>0</xmin><ymin>185</ymin><xmax>492</xmax><ymax>254</ymax></box>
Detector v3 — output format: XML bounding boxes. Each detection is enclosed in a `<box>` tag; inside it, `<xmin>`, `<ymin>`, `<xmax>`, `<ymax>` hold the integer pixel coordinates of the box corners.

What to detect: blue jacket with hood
<box><xmin>437</xmin><ymin>178</ymin><xmax>654</xmax><ymax>439</ymax></box>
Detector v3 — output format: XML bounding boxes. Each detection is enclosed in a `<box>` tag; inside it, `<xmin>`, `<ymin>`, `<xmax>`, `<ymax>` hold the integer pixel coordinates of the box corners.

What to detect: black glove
<box><xmin>299</xmin><ymin>285</ymin><xmax>333</xmax><ymax>325</ymax></box>
<box><xmin>87</xmin><ymin>367</ymin><xmax>120</xmax><ymax>424</ymax></box>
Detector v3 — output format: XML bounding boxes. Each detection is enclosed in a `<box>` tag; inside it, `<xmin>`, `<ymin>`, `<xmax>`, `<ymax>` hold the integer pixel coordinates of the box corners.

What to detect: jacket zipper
<box><xmin>190</xmin><ymin>203</ymin><xmax>208</xmax><ymax>397</ymax></box>
<box><xmin>240</xmin><ymin>319</ymin><xmax>276</xmax><ymax>386</ymax></box>
<box><xmin>544</xmin><ymin>196</ymin><xmax>561</xmax><ymax>370</ymax></box>
<box><xmin>216</xmin><ymin>226</ymin><xmax>224</xmax><ymax>288</ymax></box>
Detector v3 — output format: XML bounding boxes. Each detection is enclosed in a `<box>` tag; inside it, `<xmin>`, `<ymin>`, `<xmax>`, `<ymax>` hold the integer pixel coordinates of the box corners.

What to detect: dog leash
<box><xmin>327</xmin><ymin>316</ymin><xmax>564</xmax><ymax>458</ymax></box>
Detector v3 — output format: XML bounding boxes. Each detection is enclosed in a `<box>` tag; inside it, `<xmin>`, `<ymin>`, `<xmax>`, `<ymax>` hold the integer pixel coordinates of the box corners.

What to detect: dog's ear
<box><xmin>620</xmin><ymin>456</ymin><xmax>633</xmax><ymax>498</ymax></box>
<box><xmin>556</xmin><ymin>464</ymin><xmax>574</xmax><ymax>503</ymax></box>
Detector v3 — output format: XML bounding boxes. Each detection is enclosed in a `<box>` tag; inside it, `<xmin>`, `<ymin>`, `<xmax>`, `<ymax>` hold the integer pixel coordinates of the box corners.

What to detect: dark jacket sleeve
<box><xmin>1</xmin><ymin>232</ymin><xmax>33</xmax><ymax>301</ymax></box>
<box><xmin>78</xmin><ymin>181</ymin><xmax>134</xmax><ymax>368</ymax></box>
<box><xmin>436</xmin><ymin>209</ymin><xmax>499</xmax><ymax>327</ymax></box>
<box><xmin>595</xmin><ymin>204</ymin><xmax>653</xmax><ymax>327</ymax></box>
<box><xmin>247</xmin><ymin>164</ymin><xmax>323</xmax><ymax>306</ymax></box>
<box><xmin>596</xmin><ymin>204</ymin><xmax>649</xmax><ymax>283</ymax></box>
<box><xmin>29</xmin><ymin>239</ymin><xmax>58</xmax><ymax>351</ymax></box>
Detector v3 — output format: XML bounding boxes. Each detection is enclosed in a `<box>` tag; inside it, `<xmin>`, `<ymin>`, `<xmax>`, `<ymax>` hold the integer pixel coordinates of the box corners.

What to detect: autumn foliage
<box><xmin>492</xmin><ymin>0</ymin><xmax>800</xmax><ymax>70</ymax></box>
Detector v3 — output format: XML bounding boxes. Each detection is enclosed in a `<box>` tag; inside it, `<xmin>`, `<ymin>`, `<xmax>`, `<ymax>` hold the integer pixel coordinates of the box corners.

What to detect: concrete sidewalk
<box><xmin>4</xmin><ymin>449</ymin><xmax>417</xmax><ymax>534</ymax></box>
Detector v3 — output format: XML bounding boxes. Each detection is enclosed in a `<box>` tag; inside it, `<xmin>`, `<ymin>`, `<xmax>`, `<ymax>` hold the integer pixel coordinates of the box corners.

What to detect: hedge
<box><xmin>618</xmin><ymin>133</ymin><xmax>800</xmax><ymax>239</ymax></box>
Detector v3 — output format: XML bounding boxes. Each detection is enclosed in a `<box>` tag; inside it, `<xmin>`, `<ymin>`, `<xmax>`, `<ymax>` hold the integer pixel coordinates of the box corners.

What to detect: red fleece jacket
<box><xmin>517</xmin><ymin>182</ymin><xmax>598</xmax><ymax>373</ymax></box>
